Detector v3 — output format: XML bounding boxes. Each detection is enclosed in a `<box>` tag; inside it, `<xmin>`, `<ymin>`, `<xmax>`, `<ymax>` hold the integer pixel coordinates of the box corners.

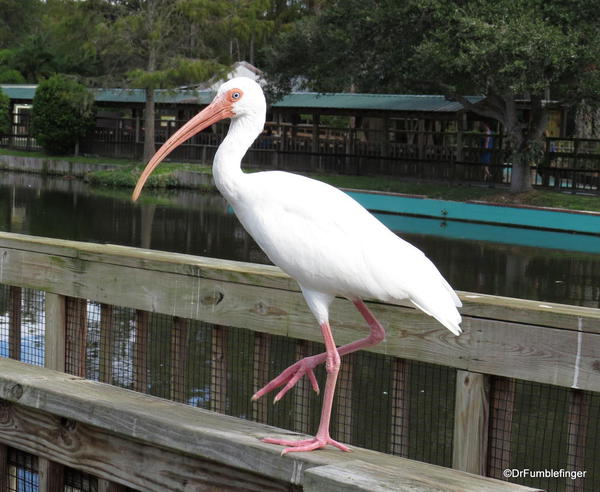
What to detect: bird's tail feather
<box><xmin>410</xmin><ymin>294</ymin><xmax>462</xmax><ymax>336</ymax></box>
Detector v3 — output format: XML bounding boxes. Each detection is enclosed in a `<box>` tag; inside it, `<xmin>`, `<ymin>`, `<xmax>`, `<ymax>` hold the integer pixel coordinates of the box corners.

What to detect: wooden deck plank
<box><xmin>303</xmin><ymin>459</ymin><xmax>541</xmax><ymax>492</ymax></box>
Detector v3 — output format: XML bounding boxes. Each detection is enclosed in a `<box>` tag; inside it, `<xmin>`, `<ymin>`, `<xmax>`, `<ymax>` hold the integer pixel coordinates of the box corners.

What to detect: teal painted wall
<box><xmin>347</xmin><ymin>191</ymin><xmax>600</xmax><ymax>236</ymax></box>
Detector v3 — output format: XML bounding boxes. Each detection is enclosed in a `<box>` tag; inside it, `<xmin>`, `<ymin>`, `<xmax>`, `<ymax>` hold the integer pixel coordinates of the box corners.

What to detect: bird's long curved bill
<box><xmin>132</xmin><ymin>97</ymin><xmax>232</xmax><ymax>201</ymax></box>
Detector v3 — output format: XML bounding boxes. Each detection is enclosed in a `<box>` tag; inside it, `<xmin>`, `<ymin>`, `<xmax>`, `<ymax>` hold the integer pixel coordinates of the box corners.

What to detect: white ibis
<box><xmin>132</xmin><ymin>77</ymin><xmax>462</xmax><ymax>454</ymax></box>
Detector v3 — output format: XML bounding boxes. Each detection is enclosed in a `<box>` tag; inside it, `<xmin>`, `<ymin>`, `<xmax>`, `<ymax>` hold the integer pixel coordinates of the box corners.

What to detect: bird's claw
<box><xmin>262</xmin><ymin>435</ymin><xmax>351</xmax><ymax>454</ymax></box>
<box><xmin>252</xmin><ymin>355</ymin><xmax>322</xmax><ymax>403</ymax></box>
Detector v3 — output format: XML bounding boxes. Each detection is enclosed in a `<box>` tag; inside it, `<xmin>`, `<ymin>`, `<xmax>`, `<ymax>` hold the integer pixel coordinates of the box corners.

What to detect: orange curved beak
<box><xmin>132</xmin><ymin>95</ymin><xmax>234</xmax><ymax>201</ymax></box>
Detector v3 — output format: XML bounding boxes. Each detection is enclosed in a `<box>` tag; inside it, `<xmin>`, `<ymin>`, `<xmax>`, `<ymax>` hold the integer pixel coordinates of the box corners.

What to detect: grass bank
<box><xmin>1</xmin><ymin>148</ymin><xmax>598</xmax><ymax>212</ymax></box>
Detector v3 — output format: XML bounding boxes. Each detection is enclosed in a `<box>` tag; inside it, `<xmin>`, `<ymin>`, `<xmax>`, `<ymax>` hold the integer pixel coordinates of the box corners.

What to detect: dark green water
<box><xmin>1</xmin><ymin>170</ymin><xmax>598</xmax><ymax>308</ymax></box>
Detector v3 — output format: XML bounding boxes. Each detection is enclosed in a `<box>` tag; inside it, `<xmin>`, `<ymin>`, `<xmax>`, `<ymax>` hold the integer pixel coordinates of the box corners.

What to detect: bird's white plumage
<box><xmin>210</xmin><ymin>77</ymin><xmax>462</xmax><ymax>336</ymax></box>
<box><xmin>134</xmin><ymin>76</ymin><xmax>463</xmax><ymax>454</ymax></box>
<box><xmin>230</xmin><ymin>170</ymin><xmax>462</xmax><ymax>333</ymax></box>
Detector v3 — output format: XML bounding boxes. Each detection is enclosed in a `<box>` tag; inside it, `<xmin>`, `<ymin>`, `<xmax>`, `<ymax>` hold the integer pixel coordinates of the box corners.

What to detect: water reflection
<box><xmin>1</xmin><ymin>170</ymin><xmax>598</xmax><ymax>307</ymax></box>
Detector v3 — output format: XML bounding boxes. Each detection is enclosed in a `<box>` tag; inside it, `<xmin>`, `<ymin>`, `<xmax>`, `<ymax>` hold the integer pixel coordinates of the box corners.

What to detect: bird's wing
<box><xmin>235</xmin><ymin>171</ymin><xmax>462</xmax><ymax>333</ymax></box>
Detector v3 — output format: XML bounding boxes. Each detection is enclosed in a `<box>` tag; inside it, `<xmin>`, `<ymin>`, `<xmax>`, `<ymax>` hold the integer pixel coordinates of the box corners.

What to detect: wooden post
<box><xmin>456</xmin><ymin>127</ymin><xmax>464</xmax><ymax>162</ymax></box>
<box><xmin>170</xmin><ymin>317</ymin><xmax>189</xmax><ymax>403</ymax></box>
<box><xmin>417</xmin><ymin>119</ymin><xmax>426</xmax><ymax>161</ymax></box>
<box><xmin>210</xmin><ymin>325</ymin><xmax>227</xmax><ymax>414</ymax></box>
<box><xmin>134</xmin><ymin>310</ymin><xmax>149</xmax><ymax>394</ymax></box>
<box><xmin>252</xmin><ymin>332</ymin><xmax>270</xmax><ymax>423</ymax></box>
<box><xmin>452</xmin><ymin>370</ymin><xmax>490</xmax><ymax>475</ymax></box>
<box><xmin>66</xmin><ymin>297</ymin><xmax>88</xmax><ymax>378</ymax></box>
<box><xmin>390</xmin><ymin>358</ymin><xmax>410</xmax><ymax>457</ymax></box>
<box><xmin>380</xmin><ymin>117</ymin><xmax>390</xmax><ymax>175</ymax></box>
<box><xmin>44</xmin><ymin>293</ymin><xmax>66</xmax><ymax>372</ymax></box>
<box><xmin>565</xmin><ymin>390</ymin><xmax>588</xmax><ymax>492</ymax></box>
<box><xmin>488</xmin><ymin>377</ymin><xmax>516</xmax><ymax>479</ymax></box>
<box><xmin>8</xmin><ymin>286</ymin><xmax>21</xmax><ymax>360</ymax></box>
<box><xmin>38</xmin><ymin>458</ymin><xmax>64</xmax><ymax>492</ymax></box>
<box><xmin>99</xmin><ymin>304</ymin><xmax>114</xmax><ymax>384</ymax></box>
<box><xmin>134</xmin><ymin>112</ymin><xmax>140</xmax><ymax>144</ymax></box>
<box><xmin>312</xmin><ymin>112</ymin><xmax>320</xmax><ymax>171</ymax></box>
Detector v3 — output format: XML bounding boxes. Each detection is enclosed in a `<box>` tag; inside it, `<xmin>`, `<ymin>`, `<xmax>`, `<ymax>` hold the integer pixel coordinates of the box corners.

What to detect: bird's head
<box><xmin>132</xmin><ymin>76</ymin><xmax>265</xmax><ymax>201</ymax></box>
<box><xmin>216</xmin><ymin>76</ymin><xmax>266</xmax><ymax>121</ymax></box>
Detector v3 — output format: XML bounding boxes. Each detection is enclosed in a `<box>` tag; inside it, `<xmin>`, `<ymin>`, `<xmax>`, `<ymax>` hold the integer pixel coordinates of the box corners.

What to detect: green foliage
<box><xmin>0</xmin><ymin>68</ymin><xmax>26</xmax><ymax>84</ymax></box>
<box><xmin>0</xmin><ymin>88</ymin><xmax>10</xmax><ymax>135</ymax></box>
<box><xmin>263</xmin><ymin>0</ymin><xmax>428</xmax><ymax>95</ymax></box>
<box><xmin>0</xmin><ymin>0</ymin><xmax>41</xmax><ymax>50</ymax></box>
<box><xmin>411</xmin><ymin>0</ymin><xmax>599</xmax><ymax>98</ymax></box>
<box><xmin>31</xmin><ymin>75</ymin><xmax>95</xmax><ymax>155</ymax></box>
<box><xmin>127</xmin><ymin>58</ymin><xmax>228</xmax><ymax>90</ymax></box>
<box><xmin>265</xmin><ymin>0</ymin><xmax>600</xmax><ymax>101</ymax></box>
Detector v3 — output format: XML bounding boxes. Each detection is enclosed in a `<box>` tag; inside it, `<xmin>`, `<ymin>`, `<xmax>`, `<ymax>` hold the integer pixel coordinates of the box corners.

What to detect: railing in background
<box><xmin>541</xmin><ymin>137</ymin><xmax>600</xmax><ymax>194</ymax></box>
<box><xmin>3</xmin><ymin>112</ymin><xmax>599</xmax><ymax>193</ymax></box>
<box><xmin>0</xmin><ymin>111</ymin><xmax>42</xmax><ymax>152</ymax></box>
<box><xmin>0</xmin><ymin>232</ymin><xmax>599</xmax><ymax>491</ymax></box>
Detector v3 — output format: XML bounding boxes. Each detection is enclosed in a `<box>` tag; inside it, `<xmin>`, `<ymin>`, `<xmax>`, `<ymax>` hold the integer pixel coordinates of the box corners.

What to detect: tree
<box><xmin>0</xmin><ymin>88</ymin><xmax>10</xmax><ymax>135</ymax></box>
<box><xmin>264</xmin><ymin>0</ymin><xmax>600</xmax><ymax>192</ymax></box>
<box><xmin>0</xmin><ymin>0</ymin><xmax>45</xmax><ymax>82</ymax></box>
<box><xmin>31</xmin><ymin>74</ymin><xmax>95</xmax><ymax>155</ymax></box>
<box><xmin>105</xmin><ymin>0</ymin><xmax>229</xmax><ymax>162</ymax></box>
<box><xmin>0</xmin><ymin>0</ymin><xmax>42</xmax><ymax>49</ymax></box>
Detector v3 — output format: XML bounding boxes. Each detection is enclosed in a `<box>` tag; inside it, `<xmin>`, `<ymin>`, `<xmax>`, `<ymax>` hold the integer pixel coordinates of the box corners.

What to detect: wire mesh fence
<box><xmin>0</xmin><ymin>286</ymin><xmax>44</xmax><ymax>366</ymax></box>
<box><xmin>61</xmin><ymin>296</ymin><xmax>457</xmax><ymax>466</ymax></box>
<box><xmin>488</xmin><ymin>376</ymin><xmax>600</xmax><ymax>491</ymax></box>
<box><xmin>64</xmin><ymin>467</ymin><xmax>98</xmax><ymax>492</ymax></box>
<box><xmin>3</xmin><ymin>447</ymin><xmax>117</xmax><ymax>492</ymax></box>
<box><xmin>7</xmin><ymin>448</ymin><xmax>38</xmax><ymax>492</ymax></box>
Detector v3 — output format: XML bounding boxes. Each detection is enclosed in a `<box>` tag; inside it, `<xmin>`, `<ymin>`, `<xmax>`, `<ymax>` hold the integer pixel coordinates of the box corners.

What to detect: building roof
<box><xmin>0</xmin><ymin>84</ymin><xmax>37</xmax><ymax>101</ymax></box>
<box><xmin>93</xmin><ymin>88</ymin><xmax>213</xmax><ymax>105</ymax></box>
<box><xmin>0</xmin><ymin>85</ymin><xmax>212</xmax><ymax>105</ymax></box>
<box><xmin>1</xmin><ymin>84</ymin><xmax>482</xmax><ymax>113</ymax></box>
<box><xmin>272</xmin><ymin>93</ymin><xmax>483</xmax><ymax>112</ymax></box>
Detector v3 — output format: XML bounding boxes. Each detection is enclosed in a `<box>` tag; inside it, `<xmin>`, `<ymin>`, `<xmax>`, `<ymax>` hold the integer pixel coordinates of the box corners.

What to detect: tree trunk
<box><xmin>510</xmin><ymin>154</ymin><xmax>532</xmax><ymax>193</ymax></box>
<box><xmin>575</xmin><ymin>99</ymin><xmax>600</xmax><ymax>138</ymax></box>
<box><xmin>507</xmin><ymin>95</ymin><xmax>547</xmax><ymax>193</ymax></box>
<box><xmin>143</xmin><ymin>88</ymin><xmax>156</xmax><ymax>163</ymax></box>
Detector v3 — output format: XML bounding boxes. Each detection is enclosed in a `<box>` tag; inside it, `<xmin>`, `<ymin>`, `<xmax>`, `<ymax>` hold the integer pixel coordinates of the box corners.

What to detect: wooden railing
<box><xmin>0</xmin><ymin>358</ymin><xmax>536</xmax><ymax>491</ymax></box>
<box><xmin>1</xmin><ymin>231</ymin><xmax>599</xmax><ymax>490</ymax></box>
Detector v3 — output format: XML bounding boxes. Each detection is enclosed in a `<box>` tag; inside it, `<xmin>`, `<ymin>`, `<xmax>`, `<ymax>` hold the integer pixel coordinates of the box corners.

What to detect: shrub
<box><xmin>31</xmin><ymin>74</ymin><xmax>95</xmax><ymax>155</ymax></box>
<box><xmin>0</xmin><ymin>89</ymin><xmax>10</xmax><ymax>135</ymax></box>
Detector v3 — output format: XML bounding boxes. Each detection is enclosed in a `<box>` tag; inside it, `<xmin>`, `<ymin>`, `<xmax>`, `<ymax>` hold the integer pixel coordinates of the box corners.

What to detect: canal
<box><xmin>1</xmin><ymin>170</ymin><xmax>598</xmax><ymax>308</ymax></box>
<box><xmin>2</xmin><ymin>170</ymin><xmax>600</xmax><ymax>487</ymax></box>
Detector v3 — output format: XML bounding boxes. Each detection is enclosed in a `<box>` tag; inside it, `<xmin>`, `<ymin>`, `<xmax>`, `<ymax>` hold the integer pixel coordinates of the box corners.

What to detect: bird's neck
<box><xmin>213</xmin><ymin>114</ymin><xmax>264</xmax><ymax>201</ymax></box>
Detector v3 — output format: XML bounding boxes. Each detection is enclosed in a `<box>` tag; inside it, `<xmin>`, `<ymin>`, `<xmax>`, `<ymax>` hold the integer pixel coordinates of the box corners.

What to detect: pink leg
<box><xmin>262</xmin><ymin>320</ymin><xmax>351</xmax><ymax>454</ymax></box>
<box><xmin>252</xmin><ymin>300</ymin><xmax>385</xmax><ymax>402</ymax></box>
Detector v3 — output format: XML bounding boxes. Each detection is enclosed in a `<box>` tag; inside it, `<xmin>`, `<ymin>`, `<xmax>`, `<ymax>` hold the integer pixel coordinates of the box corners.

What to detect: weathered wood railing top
<box><xmin>0</xmin><ymin>357</ymin><xmax>539</xmax><ymax>491</ymax></box>
<box><xmin>0</xmin><ymin>231</ymin><xmax>598</xmax><ymax>392</ymax></box>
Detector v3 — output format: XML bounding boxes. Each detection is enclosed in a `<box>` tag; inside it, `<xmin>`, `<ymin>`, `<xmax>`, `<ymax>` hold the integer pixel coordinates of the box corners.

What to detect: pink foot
<box><xmin>252</xmin><ymin>354</ymin><xmax>323</xmax><ymax>403</ymax></box>
<box><xmin>262</xmin><ymin>436</ymin><xmax>351</xmax><ymax>455</ymax></box>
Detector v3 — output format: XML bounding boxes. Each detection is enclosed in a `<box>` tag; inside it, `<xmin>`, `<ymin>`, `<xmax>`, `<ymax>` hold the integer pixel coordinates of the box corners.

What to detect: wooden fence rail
<box><xmin>0</xmin><ymin>231</ymin><xmax>599</xmax><ymax>490</ymax></box>
<box><xmin>0</xmin><ymin>358</ymin><xmax>537</xmax><ymax>491</ymax></box>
